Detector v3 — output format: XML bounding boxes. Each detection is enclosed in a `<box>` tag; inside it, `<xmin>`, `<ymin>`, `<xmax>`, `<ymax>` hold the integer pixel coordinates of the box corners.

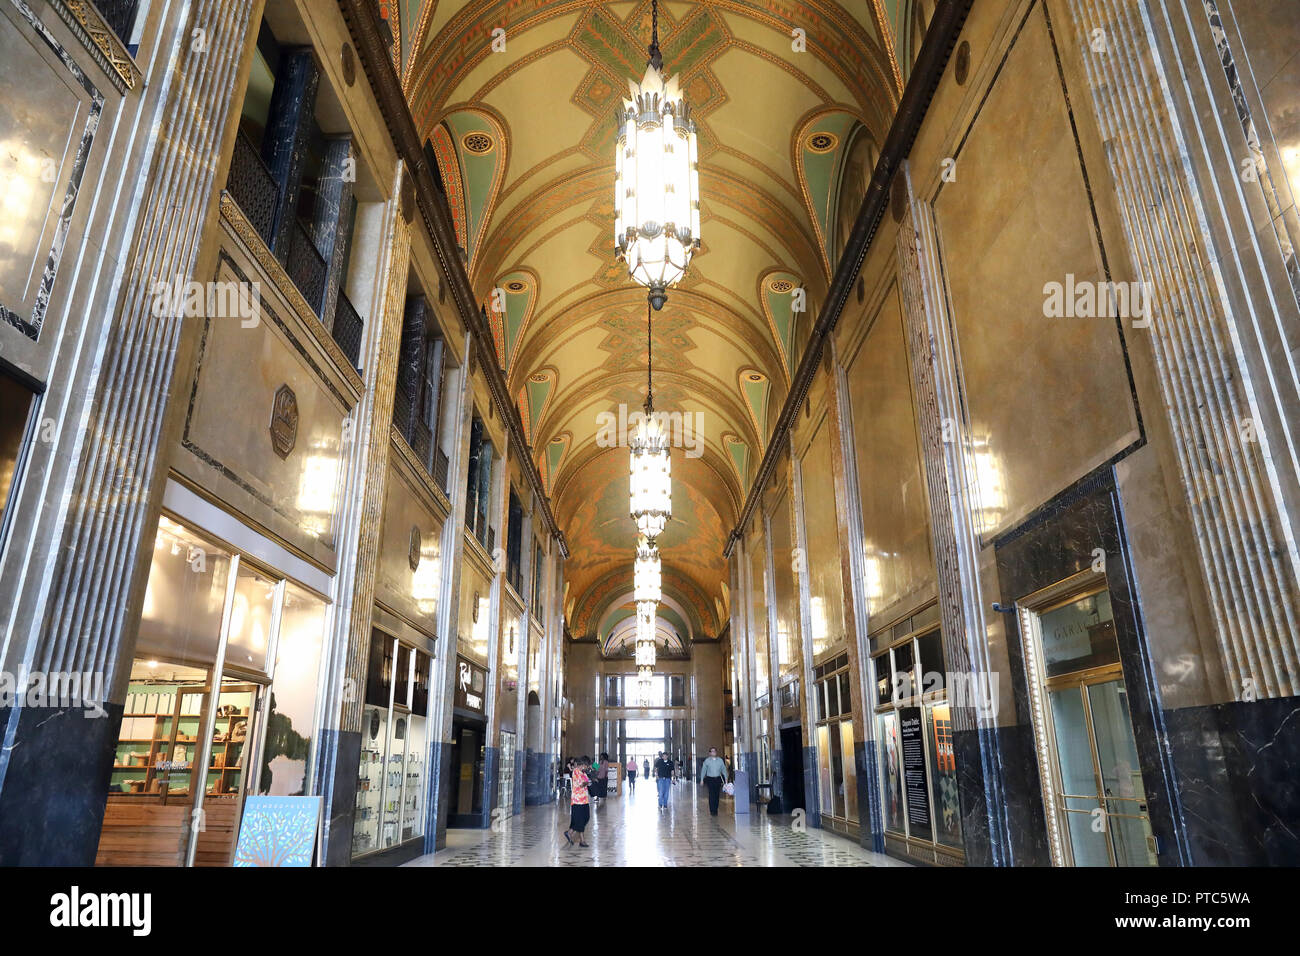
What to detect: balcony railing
<box><xmin>226</xmin><ymin>129</ymin><xmax>279</xmax><ymax>249</ymax></box>
<box><xmin>333</xmin><ymin>291</ymin><xmax>364</xmax><ymax>370</ymax></box>
<box><xmin>286</xmin><ymin>218</ymin><xmax>328</xmax><ymax>315</ymax></box>
<box><xmin>410</xmin><ymin>421</ymin><xmax>432</xmax><ymax>467</ymax></box>
<box><xmin>92</xmin><ymin>0</ymin><xmax>140</xmax><ymax>47</ymax></box>
<box><xmin>391</xmin><ymin>382</ymin><xmax>416</xmax><ymax>443</ymax></box>
<box><xmin>433</xmin><ymin>448</ymin><xmax>450</xmax><ymax>494</ymax></box>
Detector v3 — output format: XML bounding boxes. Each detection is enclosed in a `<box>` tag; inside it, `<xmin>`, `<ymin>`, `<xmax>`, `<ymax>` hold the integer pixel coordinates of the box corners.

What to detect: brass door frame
<box><xmin>1017</xmin><ymin>570</ymin><xmax>1153</xmax><ymax>867</ymax></box>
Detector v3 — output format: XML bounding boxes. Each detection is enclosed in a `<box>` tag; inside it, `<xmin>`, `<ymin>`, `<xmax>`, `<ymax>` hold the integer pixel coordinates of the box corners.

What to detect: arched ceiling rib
<box><xmin>399</xmin><ymin>0</ymin><xmax>915</xmax><ymax>647</ymax></box>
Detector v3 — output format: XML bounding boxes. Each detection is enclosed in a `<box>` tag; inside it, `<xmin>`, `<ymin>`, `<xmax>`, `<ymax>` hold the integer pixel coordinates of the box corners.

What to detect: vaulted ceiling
<box><xmin>389</xmin><ymin>0</ymin><xmax>934</xmax><ymax>648</ymax></box>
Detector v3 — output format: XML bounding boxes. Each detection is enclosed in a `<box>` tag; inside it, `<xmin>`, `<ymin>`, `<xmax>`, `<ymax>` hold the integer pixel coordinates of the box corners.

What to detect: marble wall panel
<box><xmin>374</xmin><ymin>457</ymin><xmax>444</xmax><ymax>635</ymax></box>
<box><xmin>0</xmin><ymin>0</ymin><xmax>103</xmax><ymax>344</ymax></box>
<box><xmin>457</xmin><ymin>551</ymin><xmax>494</xmax><ymax>665</ymax></box>
<box><xmin>798</xmin><ymin>416</ymin><xmax>848</xmax><ymax>659</ymax></box>
<box><xmin>747</xmin><ymin>525</ymin><xmax>770</xmax><ymax>700</ymax></box>
<box><xmin>843</xmin><ymin>281</ymin><xmax>935</xmax><ymax>626</ymax></box>
<box><xmin>930</xmin><ymin>8</ymin><xmax>1141</xmax><ymax>541</ymax></box>
<box><xmin>179</xmin><ymin>253</ymin><xmax>349</xmax><ymax>568</ymax></box>
<box><xmin>768</xmin><ymin>482</ymin><xmax>802</xmax><ymax>685</ymax></box>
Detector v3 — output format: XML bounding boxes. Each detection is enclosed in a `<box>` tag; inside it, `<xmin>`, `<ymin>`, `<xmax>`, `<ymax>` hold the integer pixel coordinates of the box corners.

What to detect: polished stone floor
<box><xmin>407</xmin><ymin>780</ymin><xmax>907</xmax><ymax>867</ymax></box>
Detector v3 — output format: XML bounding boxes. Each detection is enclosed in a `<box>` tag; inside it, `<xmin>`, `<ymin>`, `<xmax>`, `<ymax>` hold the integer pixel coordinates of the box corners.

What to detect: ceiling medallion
<box><xmin>462</xmin><ymin>131</ymin><xmax>494</xmax><ymax>154</ymax></box>
<box><xmin>530</xmin><ymin>372</ymin><xmax>549</xmax><ymax>383</ymax></box>
<box><xmin>506</xmin><ymin>280</ymin><xmax>526</xmax><ymax>292</ymax></box>
<box><xmin>747</xmin><ymin>371</ymin><xmax>765</xmax><ymax>383</ymax></box>
<box><xmin>806</xmin><ymin>131</ymin><xmax>839</xmax><ymax>154</ymax></box>
<box><xmin>269</xmin><ymin>384</ymin><xmax>298</xmax><ymax>459</ymax></box>
<box><xmin>409</xmin><ymin>526</ymin><xmax>422</xmax><ymax>571</ymax></box>
<box><xmin>766</xmin><ymin>276</ymin><xmax>795</xmax><ymax>294</ymax></box>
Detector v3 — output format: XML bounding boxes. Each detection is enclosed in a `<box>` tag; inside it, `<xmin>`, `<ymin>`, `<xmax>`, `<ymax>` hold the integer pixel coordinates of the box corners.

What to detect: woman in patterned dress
<box><xmin>563</xmin><ymin>756</ymin><xmax>592</xmax><ymax>847</ymax></box>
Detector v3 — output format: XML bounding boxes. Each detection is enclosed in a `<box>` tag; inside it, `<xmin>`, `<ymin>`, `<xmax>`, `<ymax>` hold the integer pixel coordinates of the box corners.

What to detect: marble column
<box><xmin>1063</xmin><ymin>0</ymin><xmax>1300</xmax><ymax>701</ymax></box>
<box><xmin>263</xmin><ymin>48</ymin><xmax>319</xmax><ymax>259</ymax></box>
<box><xmin>0</xmin><ymin>0</ymin><xmax>262</xmax><ymax>866</ymax></box>
<box><xmin>313</xmin><ymin>136</ymin><xmax>356</xmax><ymax>329</ymax></box>
<box><xmin>317</xmin><ymin>164</ymin><xmax>411</xmax><ymax>865</ymax></box>
<box><xmin>393</xmin><ymin>295</ymin><xmax>428</xmax><ymax>443</ymax></box>
<box><xmin>895</xmin><ymin>161</ymin><xmax>1011</xmax><ymax>866</ymax></box>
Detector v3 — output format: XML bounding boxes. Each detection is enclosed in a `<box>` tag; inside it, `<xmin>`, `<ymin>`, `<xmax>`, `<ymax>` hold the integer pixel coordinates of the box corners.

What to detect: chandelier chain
<box><xmin>648</xmin><ymin>0</ymin><xmax>663</xmax><ymax>70</ymax></box>
<box><xmin>646</xmin><ymin>299</ymin><xmax>653</xmax><ymax>413</ymax></box>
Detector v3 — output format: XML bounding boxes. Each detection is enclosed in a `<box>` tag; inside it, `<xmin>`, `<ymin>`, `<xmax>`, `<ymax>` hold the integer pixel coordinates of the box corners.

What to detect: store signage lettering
<box><xmin>465</xmin><ymin>693</ymin><xmax>483</xmax><ymax>710</ymax></box>
<box><xmin>899</xmin><ymin>707</ymin><xmax>931</xmax><ymax>834</ymax></box>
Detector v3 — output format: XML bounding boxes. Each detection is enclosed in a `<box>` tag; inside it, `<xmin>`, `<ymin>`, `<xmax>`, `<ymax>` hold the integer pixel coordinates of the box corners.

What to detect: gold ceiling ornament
<box><xmin>614</xmin><ymin>0</ymin><xmax>701</xmax><ymax>312</ymax></box>
<box><xmin>462</xmin><ymin>131</ymin><xmax>494</xmax><ymax>154</ymax></box>
<box><xmin>805</xmin><ymin>131</ymin><xmax>839</xmax><ymax>154</ymax></box>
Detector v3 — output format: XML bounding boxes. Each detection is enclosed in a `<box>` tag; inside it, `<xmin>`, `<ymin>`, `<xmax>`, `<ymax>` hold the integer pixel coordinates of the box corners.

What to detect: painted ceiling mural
<box><xmin>398</xmin><ymin>0</ymin><xmax>927</xmax><ymax>650</ymax></box>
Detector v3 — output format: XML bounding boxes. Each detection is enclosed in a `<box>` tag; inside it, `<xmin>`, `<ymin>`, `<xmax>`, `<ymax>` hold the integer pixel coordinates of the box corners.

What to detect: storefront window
<box><xmin>98</xmin><ymin>514</ymin><xmax>330</xmax><ymax>867</ymax></box>
<box><xmin>812</xmin><ymin>652</ymin><xmax>856</xmax><ymax>828</ymax></box>
<box><xmin>499</xmin><ymin>731</ymin><xmax>516</xmax><ymax>813</ymax></box>
<box><xmin>871</xmin><ymin>619</ymin><xmax>964</xmax><ymax>855</ymax></box>
<box><xmin>354</xmin><ymin>630</ymin><xmax>432</xmax><ymax>856</ymax></box>
<box><xmin>259</xmin><ymin>584</ymin><xmax>326</xmax><ymax>795</ymax></box>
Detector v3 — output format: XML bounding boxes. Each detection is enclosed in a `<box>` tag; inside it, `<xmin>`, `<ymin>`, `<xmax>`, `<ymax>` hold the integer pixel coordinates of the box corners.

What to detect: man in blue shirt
<box><xmin>699</xmin><ymin>747</ymin><xmax>729</xmax><ymax>816</ymax></box>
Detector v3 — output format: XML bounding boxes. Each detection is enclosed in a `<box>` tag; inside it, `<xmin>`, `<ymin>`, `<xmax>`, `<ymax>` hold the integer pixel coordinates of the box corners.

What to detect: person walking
<box><xmin>700</xmin><ymin>747</ymin><xmax>729</xmax><ymax>816</ymax></box>
<box><xmin>563</xmin><ymin>756</ymin><xmax>592</xmax><ymax>847</ymax></box>
<box><xmin>626</xmin><ymin>756</ymin><xmax>637</xmax><ymax>793</ymax></box>
<box><xmin>590</xmin><ymin>752</ymin><xmax>609</xmax><ymax>806</ymax></box>
<box><xmin>642</xmin><ymin>757</ymin><xmax>651</xmax><ymax>782</ymax></box>
<box><xmin>654</xmin><ymin>751</ymin><xmax>674</xmax><ymax>809</ymax></box>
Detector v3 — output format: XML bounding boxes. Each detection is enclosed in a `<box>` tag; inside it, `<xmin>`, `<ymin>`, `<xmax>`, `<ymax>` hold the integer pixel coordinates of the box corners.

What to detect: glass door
<box><xmin>1022</xmin><ymin>580</ymin><xmax>1157</xmax><ymax>867</ymax></box>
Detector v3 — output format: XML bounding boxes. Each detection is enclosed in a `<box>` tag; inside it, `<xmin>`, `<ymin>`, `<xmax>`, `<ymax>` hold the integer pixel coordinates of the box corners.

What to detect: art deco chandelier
<box><xmin>615</xmin><ymin>0</ymin><xmax>699</xmax><ymax>704</ymax></box>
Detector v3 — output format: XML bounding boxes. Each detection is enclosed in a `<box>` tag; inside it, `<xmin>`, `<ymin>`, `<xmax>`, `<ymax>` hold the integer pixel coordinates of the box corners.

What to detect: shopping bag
<box><xmin>722</xmin><ymin>781</ymin><xmax>735</xmax><ymax>796</ymax></box>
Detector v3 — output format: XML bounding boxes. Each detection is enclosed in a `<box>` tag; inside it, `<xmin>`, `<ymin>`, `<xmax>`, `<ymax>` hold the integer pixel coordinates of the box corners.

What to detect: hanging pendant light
<box><xmin>630</xmin><ymin>302</ymin><xmax>671</xmax><ymax>540</ymax></box>
<box><xmin>614</xmin><ymin>0</ymin><xmax>700</xmax><ymax>311</ymax></box>
<box><xmin>634</xmin><ymin>536</ymin><xmax>662</xmax><ymax>602</ymax></box>
<box><xmin>636</xmin><ymin>599</ymin><xmax>657</xmax><ymax>704</ymax></box>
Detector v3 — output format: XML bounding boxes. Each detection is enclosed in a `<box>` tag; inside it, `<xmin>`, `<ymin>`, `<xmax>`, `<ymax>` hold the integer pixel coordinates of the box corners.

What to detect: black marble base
<box><xmin>426</xmin><ymin>739</ymin><xmax>452</xmax><ymax>852</ymax></box>
<box><xmin>523</xmin><ymin>749</ymin><xmax>552</xmax><ymax>806</ymax></box>
<box><xmin>320</xmin><ymin>727</ymin><xmax>361</xmax><ymax>867</ymax></box>
<box><xmin>803</xmin><ymin>745</ymin><xmax>820</xmax><ymax>829</ymax></box>
<box><xmin>1164</xmin><ymin>696</ymin><xmax>1300</xmax><ymax>865</ymax></box>
<box><xmin>0</xmin><ymin>702</ymin><xmax>122</xmax><ymax>866</ymax></box>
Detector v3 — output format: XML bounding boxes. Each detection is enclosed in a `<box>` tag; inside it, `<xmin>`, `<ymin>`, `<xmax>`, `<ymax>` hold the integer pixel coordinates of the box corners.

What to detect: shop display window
<box><xmin>871</xmin><ymin>618</ymin><xmax>964</xmax><ymax>855</ymax></box>
<box><xmin>97</xmin><ymin>514</ymin><xmax>329</xmax><ymax>867</ymax></box>
<box><xmin>353</xmin><ymin>629</ymin><xmax>432</xmax><ymax>857</ymax></box>
<box><xmin>812</xmin><ymin>652</ymin><xmax>856</xmax><ymax>826</ymax></box>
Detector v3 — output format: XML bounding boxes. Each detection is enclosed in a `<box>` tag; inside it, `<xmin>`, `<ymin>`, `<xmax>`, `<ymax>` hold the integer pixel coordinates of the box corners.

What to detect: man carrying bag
<box><xmin>699</xmin><ymin>747</ymin><xmax>729</xmax><ymax>816</ymax></box>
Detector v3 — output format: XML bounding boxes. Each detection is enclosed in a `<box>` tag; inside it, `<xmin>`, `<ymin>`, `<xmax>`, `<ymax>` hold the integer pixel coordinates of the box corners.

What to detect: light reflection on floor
<box><xmin>406</xmin><ymin>781</ymin><xmax>910</xmax><ymax>867</ymax></box>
